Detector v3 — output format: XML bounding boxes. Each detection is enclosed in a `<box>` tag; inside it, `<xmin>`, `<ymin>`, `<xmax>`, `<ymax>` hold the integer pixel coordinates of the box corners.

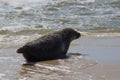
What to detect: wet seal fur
<box><xmin>17</xmin><ymin>28</ymin><xmax>81</xmax><ymax>65</ymax></box>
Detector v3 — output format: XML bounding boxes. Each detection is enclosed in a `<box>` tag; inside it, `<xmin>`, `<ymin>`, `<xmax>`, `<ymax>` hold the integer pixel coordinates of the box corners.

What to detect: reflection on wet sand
<box><xmin>18</xmin><ymin>54</ymin><xmax>97</xmax><ymax>80</ymax></box>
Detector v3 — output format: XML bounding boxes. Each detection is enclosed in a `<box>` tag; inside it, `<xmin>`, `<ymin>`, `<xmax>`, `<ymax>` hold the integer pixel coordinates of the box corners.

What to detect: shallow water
<box><xmin>0</xmin><ymin>48</ymin><xmax>97</xmax><ymax>80</ymax></box>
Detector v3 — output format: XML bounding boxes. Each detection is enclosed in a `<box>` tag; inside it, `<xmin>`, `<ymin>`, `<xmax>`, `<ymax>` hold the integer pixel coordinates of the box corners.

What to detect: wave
<box><xmin>81</xmin><ymin>31</ymin><xmax>120</xmax><ymax>37</ymax></box>
<box><xmin>0</xmin><ymin>34</ymin><xmax>41</xmax><ymax>48</ymax></box>
<box><xmin>0</xmin><ymin>28</ymin><xmax>120</xmax><ymax>48</ymax></box>
<box><xmin>0</xmin><ymin>25</ymin><xmax>50</xmax><ymax>34</ymax></box>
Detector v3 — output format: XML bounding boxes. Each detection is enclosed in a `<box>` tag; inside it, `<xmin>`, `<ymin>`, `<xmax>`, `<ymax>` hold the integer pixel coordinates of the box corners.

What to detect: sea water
<box><xmin>0</xmin><ymin>0</ymin><xmax>120</xmax><ymax>48</ymax></box>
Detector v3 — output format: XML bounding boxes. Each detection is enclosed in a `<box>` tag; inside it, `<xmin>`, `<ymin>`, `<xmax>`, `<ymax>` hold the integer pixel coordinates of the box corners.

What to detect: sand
<box><xmin>0</xmin><ymin>37</ymin><xmax>120</xmax><ymax>80</ymax></box>
<box><xmin>69</xmin><ymin>37</ymin><xmax>120</xmax><ymax>80</ymax></box>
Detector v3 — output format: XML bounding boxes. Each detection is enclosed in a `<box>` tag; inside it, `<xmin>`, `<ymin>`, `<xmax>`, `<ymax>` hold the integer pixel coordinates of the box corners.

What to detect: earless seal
<box><xmin>17</xmin><ymin>28</ymin><xmax>81</xmax><ymax>64</ymax></box>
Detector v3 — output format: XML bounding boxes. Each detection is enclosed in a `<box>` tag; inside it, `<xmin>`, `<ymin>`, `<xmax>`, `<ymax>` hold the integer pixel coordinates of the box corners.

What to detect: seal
<box><xmin>17</xmin><ymin>28</ymin><xmax>81</xmax><ymax>64</ymax></box>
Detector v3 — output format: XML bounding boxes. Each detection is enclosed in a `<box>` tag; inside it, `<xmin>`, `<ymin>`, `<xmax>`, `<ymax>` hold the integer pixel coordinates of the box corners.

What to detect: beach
<box><xmin>0</xmin><ymin>0</ymin><xmax>120</xmax><ymax>80</ymax></box>
<box><xmin>0</xmin><ymin>37</ymin><xmax>120</xmax><ymax>80</ymax></box>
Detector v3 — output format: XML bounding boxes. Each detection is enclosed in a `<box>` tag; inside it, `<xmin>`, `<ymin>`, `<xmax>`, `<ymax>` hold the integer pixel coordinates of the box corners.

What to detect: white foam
<box><xmin>85</xmin><ymin>0</ymin><xmax>95</xmax><ymax>3</ymax></box>
<box><xmin>0</xmin><ymin>73</ymin><xmax>5</xmax><ymax>79</ymax></box>
<box><xmin>36</xmin><ymin>64</ymin><xmax>71</xmax><ymax>73</ymax></box>
<box><xmin>19</xmin><ymin>78</ymin><xmax>27</xmax><ymax>80</ymax></box>
<box><xmin>80</xmin><ymin>0</ymin><xmax>95</xmax><ymax>4</ymax></box>
<box><xmin>81</xmin><ymin>31</ymin><xmax>120</xmax><ymax>37</ymax></box>
<box><xmin>0</xmin><ymin>34</ymin><xmax>41</xmax><ymax>48</ymax></box>
<box><xmin>0</xmin><ymin>25</ymin><xmax>38</xmax><ymax>32</ymax></box>
<box><xmin>0</xmin><ymin>0</ymin><xmax>59</xmax><ymax>7</ymax></box>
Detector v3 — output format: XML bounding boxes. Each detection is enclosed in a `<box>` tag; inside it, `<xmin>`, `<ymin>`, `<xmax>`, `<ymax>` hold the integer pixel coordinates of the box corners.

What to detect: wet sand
<box><xmin>70</xmin><ymin>37</ymin><xmax>120</xmax><ymax>80</ymax></box>
<box><xmin>0</xmin><ymin>37</ymin><xmax>120</xmax><ymax>80</ymax></box>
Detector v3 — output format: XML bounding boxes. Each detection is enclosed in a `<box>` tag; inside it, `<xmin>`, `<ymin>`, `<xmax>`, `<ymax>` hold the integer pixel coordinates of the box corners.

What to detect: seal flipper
<box><xmin>22</xmin><ymin>61</ymin><xmax>36</xmax><ymax>66</ymax></box>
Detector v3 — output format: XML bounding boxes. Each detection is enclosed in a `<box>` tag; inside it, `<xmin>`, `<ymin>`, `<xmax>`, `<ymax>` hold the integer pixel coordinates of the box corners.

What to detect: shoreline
<box><xmin>70</xmin><ymin>36</ymin><xmax>120</xmax><ymax>63</ymax></box>
<box><xmin>0</xmin><ymin>37</ymin><xmax>120</xmax><ymax>80</ymax></box>
<box><xmin>70</xmin><ymin>37</ymin><xmax>120</xmax><ymax>80</ymax></box>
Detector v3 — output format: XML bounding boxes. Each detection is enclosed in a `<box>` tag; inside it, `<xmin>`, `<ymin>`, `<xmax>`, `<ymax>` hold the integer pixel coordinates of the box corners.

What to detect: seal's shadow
<box><xmin>60</xmin><ymin>52</ymin><xmax>82</xmax><ymax>59</ymax></box>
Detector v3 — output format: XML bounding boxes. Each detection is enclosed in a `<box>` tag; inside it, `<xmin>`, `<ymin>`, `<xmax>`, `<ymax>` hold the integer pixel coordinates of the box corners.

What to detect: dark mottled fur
<box><xmin>17</xmin><ymin>28</ymin><xmax>81</xmax><ymax>63</ymax></box>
